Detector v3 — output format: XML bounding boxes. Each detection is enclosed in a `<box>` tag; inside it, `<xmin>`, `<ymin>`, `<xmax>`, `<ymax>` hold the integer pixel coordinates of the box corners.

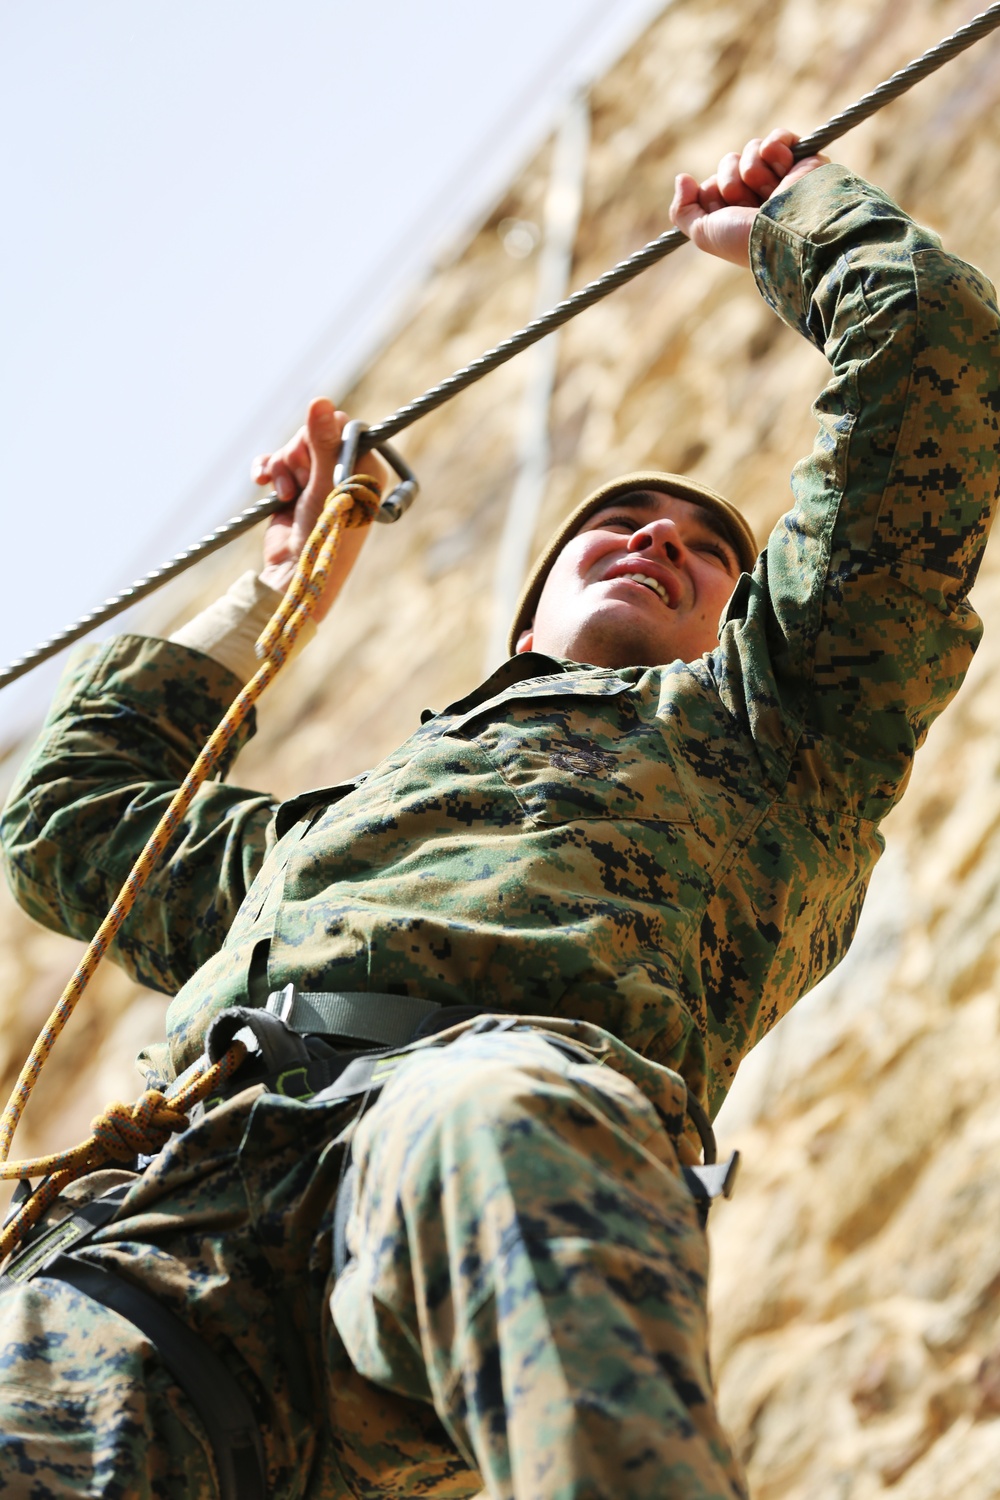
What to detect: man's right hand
<box><xmin>254</xmin><ymin>398</ymin><xmax>386</xmax><ymax>622</ymax></box>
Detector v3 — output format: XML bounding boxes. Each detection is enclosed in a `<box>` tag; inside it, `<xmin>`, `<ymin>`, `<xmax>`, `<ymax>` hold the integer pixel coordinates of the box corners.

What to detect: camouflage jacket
<box><xmin>4</xmin><ymin>166</ymin><xmax>999</xmax><ymax>1117</ymax></box>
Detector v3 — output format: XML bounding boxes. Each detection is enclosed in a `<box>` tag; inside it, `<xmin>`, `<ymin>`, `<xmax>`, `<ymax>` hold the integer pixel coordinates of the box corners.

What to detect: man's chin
<box><xmin>556</xmin><ymin>612</ymin><xmax>678</xmax><ymax>669</ymax></box>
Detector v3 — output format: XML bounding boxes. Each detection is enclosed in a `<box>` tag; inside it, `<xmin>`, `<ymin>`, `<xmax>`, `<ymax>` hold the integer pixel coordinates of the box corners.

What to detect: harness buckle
<box><xmin>266</xmin><ymin>982</ymin><xmax>296</xmax><ymax>1025</ymax></box>
<box><xmin>333</xmin><ymin>418</ymin><xmax>419</xmax><ymax>524</ymax></box>
<box><xmin>683</xmin><ymin>1150</ymin><xmax>741</xmax><ymax>1228</ymax></box>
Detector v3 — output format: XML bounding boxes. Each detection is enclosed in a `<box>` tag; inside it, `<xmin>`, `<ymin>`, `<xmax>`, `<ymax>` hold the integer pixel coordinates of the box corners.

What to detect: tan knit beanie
<box><xmin>508</xmin><ymin>471</ymin><xmax>758</xmax><ymax>654</ymax></box>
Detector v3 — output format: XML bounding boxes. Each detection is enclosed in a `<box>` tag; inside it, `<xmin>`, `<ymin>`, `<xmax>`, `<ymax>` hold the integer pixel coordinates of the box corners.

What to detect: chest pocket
<box><xmin>231</xmin><ymin>778</ymin><xmax>367</xmax><ymax>948</ymax></box>
<box><xmin>447</xmin><ymin>685</ymin><xmax>696</xmax><ymax>826</ymax></box>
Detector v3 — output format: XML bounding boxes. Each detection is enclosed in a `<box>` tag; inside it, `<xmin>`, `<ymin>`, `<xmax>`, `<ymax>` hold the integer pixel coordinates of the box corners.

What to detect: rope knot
<box><xmin>90</xmin><ymin>1089</ymin><xmax>189</xmax><ymax>1163</ymax></box>
<box><xmin>0</xmin><ymin>1021</ymin><xmax>248</xmax><ymax>1267</ymax></box>
<box><xmin>341</xmin><ymin>474</ymin><xmax>382</xmax><ymax>527</ymax></box>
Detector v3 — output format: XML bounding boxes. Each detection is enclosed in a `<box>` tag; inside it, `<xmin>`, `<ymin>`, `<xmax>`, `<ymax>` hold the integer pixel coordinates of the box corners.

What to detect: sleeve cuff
<box><xmin>748</xmin><ymin>163</ymin><xmax>938</xmax><ymax>343</ymax></box>
<box><xmin>748</xmin><ymin>163</ymin><xmax>845</xmax><ymax>336</ymax></box>
<box><xmin>169</xmin><ymin>570</ymin><xmax>316</xmax><ymax>682</ymax></box>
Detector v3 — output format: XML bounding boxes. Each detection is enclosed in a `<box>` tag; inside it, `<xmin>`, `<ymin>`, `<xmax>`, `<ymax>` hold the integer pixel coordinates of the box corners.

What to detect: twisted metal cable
<box><xmin>3</xmin><ymin>0</ymin><xmax>999</xmax><ymax>696</ymax></box>
<box><xmin>792</xmin><ymin>1</ymin><xmax>1000</xmax><ymax>159</ymax></box>
<box><xmin>364</xmin><ymin>0</ymin><xmax>1000</xmax><ymax>448</ymax></box>
<box><xmin>0</xmin><ymin>495</ymin><xmax>281</xmax><ymax>692</ymax></box>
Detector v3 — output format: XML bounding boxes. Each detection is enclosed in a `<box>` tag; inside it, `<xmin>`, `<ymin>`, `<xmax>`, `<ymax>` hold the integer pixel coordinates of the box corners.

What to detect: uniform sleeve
<box><xmin>0</xmin><ymin>634</ymin><xmax>278</xmax><ymax>995</ymax></box>
<box><xmin>716</xmin><ymin>164</ymin><xmax>1000</xmax><ymax>820</ymax></box>
<box><xmin>168</xmin><ymin>568</ymin><xmax>315</xmax><ymax>682</ymax></box>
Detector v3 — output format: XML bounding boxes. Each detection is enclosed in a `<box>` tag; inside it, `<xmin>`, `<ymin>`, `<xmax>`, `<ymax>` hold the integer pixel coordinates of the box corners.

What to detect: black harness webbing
<box><xmin>43</xmin><ymin>1252</ymin><xmax>266</xmax><ymax>1500</ymax></box>
<box><xmin>265</xmin><ymin>981</ymin><xmax>441</xmax><ymax>1046</ymax></box>
<box><xmin>202</xmin><ymin>1001</ymin><xmax>740</xmax><ymax>1231</ymax></box>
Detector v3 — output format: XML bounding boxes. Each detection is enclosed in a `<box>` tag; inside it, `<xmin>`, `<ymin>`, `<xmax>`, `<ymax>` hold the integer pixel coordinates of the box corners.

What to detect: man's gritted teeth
<box><xmin>601</xmin><ymin>558</ymin><xmax>682</xmax><ymax>609</ymax></box>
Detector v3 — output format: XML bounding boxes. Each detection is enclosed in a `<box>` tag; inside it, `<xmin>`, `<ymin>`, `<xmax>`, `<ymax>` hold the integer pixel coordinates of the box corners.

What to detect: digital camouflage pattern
<box><xmin>332</xmin><ymin>1025</ymin><xmax>745</xmax><ymax>1500</ymax></box>
<box><xmin>4</xmin><ymin>167</ymin><xmax>999</xmax><ymax>1117</ymax></box>
<box><xmin>0</xmin><ymin>1021</ymin><xmax>744</xmax><ymax>1498</ymax></box>
<box><xmin>1</xmin><ymin>165</ymin><xmax>999</xmax><ymax>1498</ymax></box>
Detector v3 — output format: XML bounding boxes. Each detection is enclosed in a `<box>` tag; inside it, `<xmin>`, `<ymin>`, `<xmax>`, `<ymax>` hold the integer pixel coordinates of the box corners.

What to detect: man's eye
<box><xmin>596</xmin><ymin>513</ymin><xmax>640</xmax><ymax>531</ymax></box>
<box><xmin>696</xmin><ymin>541</ymin><xmax>735</xmax><ymax>569</ymax></box>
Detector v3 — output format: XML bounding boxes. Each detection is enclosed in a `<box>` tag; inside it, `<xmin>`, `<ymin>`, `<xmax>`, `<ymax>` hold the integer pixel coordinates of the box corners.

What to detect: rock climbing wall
<box><xmin>2</xmin><ymin>0</ymin><xmax>999</xmax><ymax>1492</ymax></box>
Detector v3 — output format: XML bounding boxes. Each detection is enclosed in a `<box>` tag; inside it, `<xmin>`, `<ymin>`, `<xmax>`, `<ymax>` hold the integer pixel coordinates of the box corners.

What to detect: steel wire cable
<box><xmin>3</xmin><ymin>0</ymin><xmax>1000</xmax><ymax>695</ymax></box>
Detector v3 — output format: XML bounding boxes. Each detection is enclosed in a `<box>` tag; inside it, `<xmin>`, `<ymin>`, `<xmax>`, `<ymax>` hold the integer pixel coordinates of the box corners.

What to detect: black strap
<box><xmin>202</xmin><ymin>1004</ymin><xmax>494</xmax><ymax>1110</ymax></box>
<box><xmin>45</xmin><ymin>1253</ymin><xmax>267</xmax><ymax>1500</ymax></box>
<box><xmin>266</xmin><ymin>983</ymin><xmax>441</xmax><ymax>1046</ymax></box>
<box><xmin>3</xmin><ymin>1180</ymin><xmax>134</xmax><ymax>1283</ymax></box>
<box><xmin>208</xmin><ymin>1010</ymin><xmax>731</xmax><ymax>1201</ymax></box>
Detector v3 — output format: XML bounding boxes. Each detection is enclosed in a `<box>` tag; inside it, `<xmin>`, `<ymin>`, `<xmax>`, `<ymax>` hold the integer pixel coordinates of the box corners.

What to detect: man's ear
<box><xmin>515</xmin><ymin>626</ymin><xmax>534</xmax><ymax>654</ymax></box>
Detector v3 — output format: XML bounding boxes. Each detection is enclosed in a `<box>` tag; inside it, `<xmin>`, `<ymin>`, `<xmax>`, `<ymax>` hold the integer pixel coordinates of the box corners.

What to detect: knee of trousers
<box><xmin>330</xmin><ymin>1029</ymin><xmax>711</xmax><ymax>1429</ymax></box>
<box><xmin>334</xmin><ymin>1030</ymin><xmax>705</xmax><ymax>1324</ymax></box>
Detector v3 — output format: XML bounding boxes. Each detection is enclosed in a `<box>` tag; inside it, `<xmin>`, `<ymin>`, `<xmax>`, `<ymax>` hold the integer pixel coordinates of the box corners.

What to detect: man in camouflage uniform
<box><xmin>1</xmin><ymin>130</ymin><xmax>998</xmax><ymax>1499</ymax></box>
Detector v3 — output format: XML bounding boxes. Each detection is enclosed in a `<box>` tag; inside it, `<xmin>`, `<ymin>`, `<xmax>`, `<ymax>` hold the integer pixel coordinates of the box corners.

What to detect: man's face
<box><xmin>516</xmin><ymin>490</ymin><xmax>742</xmax><ymax>668</ymax></box>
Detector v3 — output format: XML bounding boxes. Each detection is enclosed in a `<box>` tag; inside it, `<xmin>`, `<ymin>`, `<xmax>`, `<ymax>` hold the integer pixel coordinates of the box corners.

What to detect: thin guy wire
<box><xmin>3</xmin><ymin>0</ymin><xmax>999</xmax><ymax>697</ymax></box>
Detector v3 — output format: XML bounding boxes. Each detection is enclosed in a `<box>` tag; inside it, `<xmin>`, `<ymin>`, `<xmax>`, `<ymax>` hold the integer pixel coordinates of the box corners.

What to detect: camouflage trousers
<box><xmin>0</xmin><ymin>1024</ymin><xmax>746</xmax><ymax>1499</ymax></box>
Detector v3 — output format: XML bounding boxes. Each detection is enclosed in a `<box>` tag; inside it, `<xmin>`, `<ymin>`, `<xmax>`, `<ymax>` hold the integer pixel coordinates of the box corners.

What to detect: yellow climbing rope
<box><xmin>0</xmin><ymin>473</ymin><xmax>381</xmax><ymax>1263</ymax></box>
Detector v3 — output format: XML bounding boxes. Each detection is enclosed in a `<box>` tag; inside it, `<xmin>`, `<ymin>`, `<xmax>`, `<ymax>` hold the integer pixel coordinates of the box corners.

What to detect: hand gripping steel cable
<box><xmin>0</xmin><ymin>473</ymin><xmax>381</xmax><ymax>1261</ymax></box>
<box><xmin>2</xmin><ymin>1</ymin><xmax>1000</xmax><ymax>695</ymax></box>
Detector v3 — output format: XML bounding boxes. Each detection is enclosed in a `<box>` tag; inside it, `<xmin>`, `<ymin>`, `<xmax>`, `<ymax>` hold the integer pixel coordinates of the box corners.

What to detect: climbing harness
<box><xmin>0</xmin><ymin>994</ymin><xmax>736</xmax><ymax>1500</ymax></box>
<box><xmin>1</xmin><ymin>1</ymin><xmax>999</xmax><ymax>695</ymax></box>
<box><xmin>219</xmin><ymin>992</ymin><xmax>740</xmax><ymax>1226</ymax></box>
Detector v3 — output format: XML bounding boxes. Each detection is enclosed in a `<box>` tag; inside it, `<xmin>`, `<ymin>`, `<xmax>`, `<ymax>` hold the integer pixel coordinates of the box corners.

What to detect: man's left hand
<box><xmin>670</xmin><ymin>128</ymin><xmax>827</xmax><ymax>268</ymax></box>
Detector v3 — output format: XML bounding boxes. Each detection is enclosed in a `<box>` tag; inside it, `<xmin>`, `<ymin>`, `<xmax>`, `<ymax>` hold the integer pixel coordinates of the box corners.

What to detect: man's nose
<box><xmin>627</xmin><ymin>517</ymin><xmax>687</xmax><ymax>563</ymax></box>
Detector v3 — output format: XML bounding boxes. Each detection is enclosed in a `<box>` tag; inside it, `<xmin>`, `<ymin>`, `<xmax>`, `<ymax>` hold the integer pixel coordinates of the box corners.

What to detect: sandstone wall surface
<box><xmin>2</xmin><ymin>1</ymin><xmax>999</xmax><ymax>1493</ymax></box>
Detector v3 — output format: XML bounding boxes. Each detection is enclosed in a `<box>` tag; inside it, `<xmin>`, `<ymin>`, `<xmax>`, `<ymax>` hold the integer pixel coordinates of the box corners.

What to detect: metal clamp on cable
<box><xmin>333</xmin><ymin>419</ymin><xmax>419</xmax><ymax>524</ymax></box>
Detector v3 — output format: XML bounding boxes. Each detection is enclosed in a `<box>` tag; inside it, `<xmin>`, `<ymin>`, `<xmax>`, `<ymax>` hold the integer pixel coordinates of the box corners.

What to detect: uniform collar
<box><xmin>422</xmin><ymin>651</ymin><xmax>568</xmax><ymax>723</ymax></box>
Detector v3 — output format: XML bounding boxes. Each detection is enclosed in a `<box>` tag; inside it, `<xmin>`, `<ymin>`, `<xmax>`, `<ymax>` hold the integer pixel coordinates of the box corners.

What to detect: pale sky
<box><xmin>0</xmin><ymin>0</ymin><xmax>665</xmax><ymax>739</ymax></box>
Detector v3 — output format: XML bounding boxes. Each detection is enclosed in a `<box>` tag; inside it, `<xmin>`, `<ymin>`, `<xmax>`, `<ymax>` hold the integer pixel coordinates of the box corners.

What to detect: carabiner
<box><xmin>333</xmin><ymin>420</ymin><xmax>419</xmax><ymax>525</ymax></box>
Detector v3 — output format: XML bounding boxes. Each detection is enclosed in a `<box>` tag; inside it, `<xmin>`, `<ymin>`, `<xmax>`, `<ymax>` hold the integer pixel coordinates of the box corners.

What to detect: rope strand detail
<box><xmin>0</xmin><ymin>476</ymin><xmax>380</xmax><ymax>1262</ymax></box>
